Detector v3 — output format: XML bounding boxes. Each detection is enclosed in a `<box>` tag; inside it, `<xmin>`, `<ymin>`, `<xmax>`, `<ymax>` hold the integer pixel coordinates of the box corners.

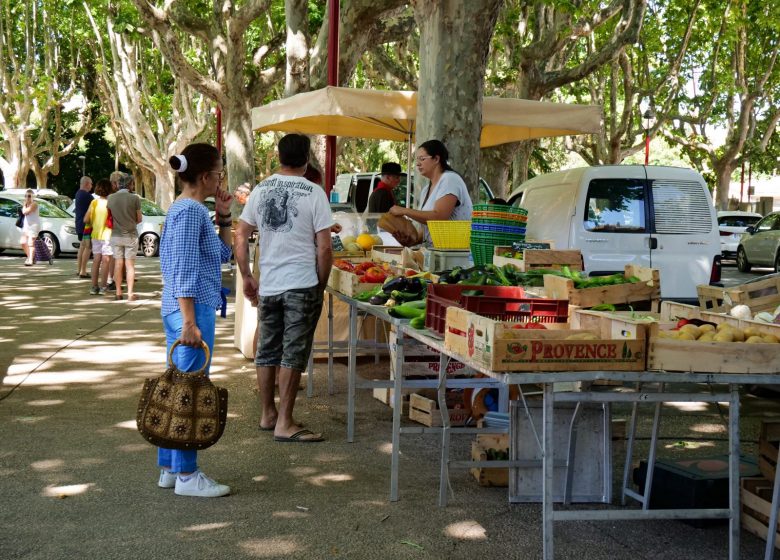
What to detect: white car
<box><xmin>66</xmin><ymin>196</ymin><xmax>166</xmax><ymax>257</ymax></box>
<box><xmin>736</xmin><ymin>211</ymin><xmax>780</xmax><ymax>272</ymax></box>
<box><xmin>717</xmin><ymin>210</ymin><xmax>762</xmax><ymax>260</ymax></box>
<box><xmin>0</xmin><ymin>193</ymin><xmax>80</xmax><ymax>255</ymax></box>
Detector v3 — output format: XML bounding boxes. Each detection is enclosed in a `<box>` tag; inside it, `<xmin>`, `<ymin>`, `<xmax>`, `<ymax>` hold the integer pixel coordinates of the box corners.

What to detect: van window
<box><xmin>583</xmin><ymin>179</ymin><xmax>646</xmax><ymax>233</ymax></box>
<box><xmin>651</xmin><ymin>179</ymin><xmax>712</xmax><ymax>234</ymax></box>
<box><xmin>354</xmin><ymin>177</ymin><xmax>376</xmax><ymax>212</ymax></box>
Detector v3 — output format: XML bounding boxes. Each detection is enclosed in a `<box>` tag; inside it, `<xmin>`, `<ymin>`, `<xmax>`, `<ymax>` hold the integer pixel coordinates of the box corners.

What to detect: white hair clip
<box><xmin>174</xmin><ymin>154</ymin><xmax>188</xmax><ymax>172</ymax></box>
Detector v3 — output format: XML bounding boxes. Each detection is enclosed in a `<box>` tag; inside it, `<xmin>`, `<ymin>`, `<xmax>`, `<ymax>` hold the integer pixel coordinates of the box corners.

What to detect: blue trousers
<box><xmin>157</xmin><ymin>304</ymin><xmax>216</xmax><ymax>473</ymax></box>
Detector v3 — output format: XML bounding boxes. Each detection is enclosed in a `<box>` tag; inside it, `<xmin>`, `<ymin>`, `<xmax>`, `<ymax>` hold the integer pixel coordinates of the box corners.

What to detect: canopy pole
<box><xmin>325</xmin><ymin>0</ymin><xmax>339</xmax><ymax>196</ymax></box>
<box><xmin>406</xmin><ymin>132</ymin><xmax>413</xmax><ymax>208</ymax></box>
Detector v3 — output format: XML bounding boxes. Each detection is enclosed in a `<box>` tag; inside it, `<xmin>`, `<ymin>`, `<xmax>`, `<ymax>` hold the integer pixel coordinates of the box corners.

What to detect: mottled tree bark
<box><xmin>413</xmin><ymin>0</ymin><xmax>502</xmax><ymax>201</ymax></box>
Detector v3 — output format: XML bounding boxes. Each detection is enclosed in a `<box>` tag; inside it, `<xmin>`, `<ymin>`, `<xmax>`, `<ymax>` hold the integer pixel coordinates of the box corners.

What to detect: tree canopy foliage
<box><xmin>0</xmin><ymin>0</ymin><xmax>777</xmax><ymax>209</ymax></box>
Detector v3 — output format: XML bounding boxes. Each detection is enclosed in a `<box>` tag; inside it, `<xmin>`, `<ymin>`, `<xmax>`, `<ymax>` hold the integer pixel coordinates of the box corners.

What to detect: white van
<box><xmin>507</xmin><ymin>166</ymin><xmax>722</xmax><ymax>302</ymax></box>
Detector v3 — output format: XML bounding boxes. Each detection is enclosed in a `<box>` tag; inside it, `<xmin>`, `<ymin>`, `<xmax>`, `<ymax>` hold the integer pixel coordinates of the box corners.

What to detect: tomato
<box><xmin>405</xmin><ymin>269</ymin><xmax>418</xmax><ymax>277</ymax></box>
<box><xmin>354</xmin><ymin>261</ymin><xmax>376</xmax><ymax>274</ymax></box>
<box><xmin>524</xmin><ymin>322</ymin><xmax>547</xmax><ymax>329</ymax></box>
<box><xmin>676</xmin><ymin>318</ymin><xmax>690</xmax><ymax>329</ymax></box>
<box><xmin>363</xmin><ymin>267</ymin><xmax>387</xmax><ymax>284</ymax></box>
<box><xmin>334</xmin><ymin>259</ymin><xmax>355</xmax><ymax>272</ymax></box>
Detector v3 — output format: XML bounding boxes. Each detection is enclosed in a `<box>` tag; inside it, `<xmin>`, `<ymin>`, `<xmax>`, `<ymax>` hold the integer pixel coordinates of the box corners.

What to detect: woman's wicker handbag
<box><xmin>136</xmin><ymin>340</ymin><xmax>228</xmax><ymax>450</ymax></box>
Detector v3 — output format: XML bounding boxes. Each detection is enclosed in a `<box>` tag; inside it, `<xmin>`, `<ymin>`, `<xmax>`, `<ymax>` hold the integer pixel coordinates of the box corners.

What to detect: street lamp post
<box><xmin>643</xmin><ymin>108</ymin><xmax>656</xmax><ymax>166</ymax></box>
<box><xmin>78</xmin><ymin>155</ymin><xmax>86</xmax><ymax>176</ymax></box>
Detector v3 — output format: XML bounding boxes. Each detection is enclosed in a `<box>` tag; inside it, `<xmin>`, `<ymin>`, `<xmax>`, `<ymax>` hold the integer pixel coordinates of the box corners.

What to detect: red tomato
<box><xmin>354</xmin><ymin>261</ymin><xmax>375</xmax><ymax>274</ymax></box>
<box><xmin>363</xmin><ymin>267</ymin><xmax>387</xmax><ymax>284</ymax></box>
<box><xmin>524</xmin><ymin>323</ymin><xmax>547</xmax><ymax>329</ymax></box>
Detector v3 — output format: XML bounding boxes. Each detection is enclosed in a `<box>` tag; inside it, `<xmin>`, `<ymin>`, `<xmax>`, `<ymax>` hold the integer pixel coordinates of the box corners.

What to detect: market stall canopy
<box><xmin>251</xmin><ymin>86</ymin><xmax>602</xmax><ymax>147</ymax></box>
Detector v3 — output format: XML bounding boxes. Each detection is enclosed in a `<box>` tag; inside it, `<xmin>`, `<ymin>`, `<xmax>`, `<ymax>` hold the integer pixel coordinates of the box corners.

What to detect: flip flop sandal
<box><xmin>273</xmin><ymin>429</ymin><xmax>324</xmax><ymax>443</ymax></box>
<box><xmin>259</xmin><ymin>421</ymin><xmax>302</xmax><ymax>432</ymax></box>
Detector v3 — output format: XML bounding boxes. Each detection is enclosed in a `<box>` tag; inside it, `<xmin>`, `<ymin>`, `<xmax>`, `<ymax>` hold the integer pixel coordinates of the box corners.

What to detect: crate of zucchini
<box><xmin>543</xmin><ymin>265</ymin><xmax>660</xmax><ymax>309</ymax></box>
<box><xmin>353</xmin><ymin>275</ymin><xmax>430</xmax><ymax>330</ymax></box>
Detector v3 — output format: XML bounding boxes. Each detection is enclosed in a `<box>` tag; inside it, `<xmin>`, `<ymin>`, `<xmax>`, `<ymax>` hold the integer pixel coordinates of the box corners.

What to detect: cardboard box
<box><xmin>493</xmin><ymin>247</ymin><xmax>583</xmax><ymax>272</ymax></box>
<box><xmin>470</xmin><ymin>440</ymin><xmax>509</xmax><ymax>487</ymax></box>
<box><xmin>389</xmin><ymin>329</ymin><xmax>466</xmax><ymax>378</ymax></box>
<box><xmin>408</xmin><ymin>392</ymin><xmax>471</xmax><ymax>427</ymax></box>
<box><xmin>543</xmin><ymin>265</ymin><xmax>660</xmax><ymax>308</ymax></box>
<box><xmin>444</xmin><ymin>307</ymin><xmax>646</xmax><ymax>372</ymax></box>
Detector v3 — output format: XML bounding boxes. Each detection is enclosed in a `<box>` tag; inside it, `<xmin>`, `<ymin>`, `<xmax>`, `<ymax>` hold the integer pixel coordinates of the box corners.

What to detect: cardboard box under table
<box><xmin>742</xmin><ymin>477</ymin><xmax>780</xmax><ymax>550</ymax></box>
<box><xmin>444</xmin><ymin>307</ymin><xmax>646</xmax><ymax>372</ymax></box>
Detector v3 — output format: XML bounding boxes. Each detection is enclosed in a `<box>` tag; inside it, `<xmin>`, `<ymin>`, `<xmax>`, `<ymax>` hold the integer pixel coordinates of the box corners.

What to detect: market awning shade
<box><xmin>251</xmin><ymin>86</ymin><xmax>602</xmax><ymax>147</ymax></box>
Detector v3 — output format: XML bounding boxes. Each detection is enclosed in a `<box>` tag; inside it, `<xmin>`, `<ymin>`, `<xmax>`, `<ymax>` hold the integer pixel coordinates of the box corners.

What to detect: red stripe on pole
<box><xmin>324</xmin><ymin>0</ymin><xmax>339</xmax><ymax>196</ymax></box>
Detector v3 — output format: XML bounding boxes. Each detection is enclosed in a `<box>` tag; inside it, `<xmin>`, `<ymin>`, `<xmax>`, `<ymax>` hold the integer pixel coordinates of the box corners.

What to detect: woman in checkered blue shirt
<box><xmin>155</xmin><ymin>143</ymin><xmax>234</xmax><ymax>498</ymax></box>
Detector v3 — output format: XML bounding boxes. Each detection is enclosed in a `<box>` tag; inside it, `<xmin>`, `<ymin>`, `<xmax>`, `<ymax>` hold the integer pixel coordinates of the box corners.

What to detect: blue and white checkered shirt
<box><xmin>160</xmin><ymin>199</ymin><xmax>232</xmax><ymax>317</ymax></box>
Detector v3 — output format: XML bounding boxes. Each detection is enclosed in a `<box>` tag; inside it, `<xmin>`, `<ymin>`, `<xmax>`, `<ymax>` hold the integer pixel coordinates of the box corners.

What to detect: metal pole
<box><xmin>324</xmin><ymin>0</ymin><xmax>340</xmax><ymax>196</ymax></box>
<box><xmin>644</xmin><ymin>130</ymin><xmax>650</xmax><ymax>165</ymax></box>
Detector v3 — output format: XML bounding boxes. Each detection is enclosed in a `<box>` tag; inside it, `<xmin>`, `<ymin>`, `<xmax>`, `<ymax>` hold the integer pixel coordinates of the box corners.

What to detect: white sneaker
<box><xmin>174</xmin><ymin>471</ymin><xmax>230</xmax><ymax>498</ymax></box>
<box><xmin>158</xmin><ymin>469</ymin><xmax>177</xmax><ymax>489</ymax></box>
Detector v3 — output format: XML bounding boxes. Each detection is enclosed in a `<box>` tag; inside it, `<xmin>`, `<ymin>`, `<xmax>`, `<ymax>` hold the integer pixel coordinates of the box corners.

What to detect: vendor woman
<box><xmin>388</xmin><ymin>139</ymin><xmax>473</xmax><ymax>246</ymax></box>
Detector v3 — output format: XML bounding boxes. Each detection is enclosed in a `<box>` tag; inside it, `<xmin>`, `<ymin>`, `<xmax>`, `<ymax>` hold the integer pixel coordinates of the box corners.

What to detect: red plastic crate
<box><xmin>424</xmin><ymin>284</ymin><xmax>569</xmax><ymax>335</ymax></box>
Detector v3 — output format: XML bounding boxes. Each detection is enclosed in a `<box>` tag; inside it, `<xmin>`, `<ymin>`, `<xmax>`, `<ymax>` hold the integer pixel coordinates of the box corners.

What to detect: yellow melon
<box><xmin>356</xmin><ymin>233</ymin><xmax>376</xmax><ymax>250</ymax></box>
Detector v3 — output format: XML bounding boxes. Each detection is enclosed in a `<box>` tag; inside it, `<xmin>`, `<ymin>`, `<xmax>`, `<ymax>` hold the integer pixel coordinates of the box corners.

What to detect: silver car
<box><xmin>736</xmin><ymin>211</ymin><xmax>780</xmax><ymax>272</ymax></box>
<box><xmin>0</xmin><ymin>194</ymin><xmax>80</xmax><ymax>255</ymax></box>
<box><xmin>66</xmin><ymin>196</ymin><xmax>165</xmax><ymax>257</ymax></box>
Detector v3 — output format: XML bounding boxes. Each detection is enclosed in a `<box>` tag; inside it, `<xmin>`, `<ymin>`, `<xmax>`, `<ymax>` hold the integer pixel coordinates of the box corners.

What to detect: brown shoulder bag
<box><xmin>136</xmin><ymin>340</ymin><xmax>228</xmax><ymax>450</ymax></box>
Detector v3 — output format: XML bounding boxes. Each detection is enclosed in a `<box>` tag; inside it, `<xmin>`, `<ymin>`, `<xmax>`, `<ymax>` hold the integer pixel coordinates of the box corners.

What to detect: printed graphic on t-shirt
<box><xmin>259</xmin><ymin>179</ymin><xmax>314</xmax><ymax>233</ymax></box>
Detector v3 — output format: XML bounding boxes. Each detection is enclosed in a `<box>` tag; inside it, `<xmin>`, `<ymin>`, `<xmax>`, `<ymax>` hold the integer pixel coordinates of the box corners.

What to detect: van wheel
<box><xmin>775</xmin><ymin>252</ymin><xmax>780</xmax><ymax>274</ymax></box>
<box><xmin>736</xmin><ymin>247</ymin><xmax>752</xmax><ymax>273</ymax></box>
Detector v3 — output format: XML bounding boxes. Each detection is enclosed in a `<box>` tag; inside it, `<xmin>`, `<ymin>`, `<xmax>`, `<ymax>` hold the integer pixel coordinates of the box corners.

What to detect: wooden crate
<box><xmin>741</xmin><ymin>477</ymin><xmax>780</xmax><ymax>550</ymax></box>
<box><xmin>470</xmin><ymin>440</ymin><xmax>509</xmax><ymax>487</ymax></box>
<box><xmin>698</xmin><ymin>275</ymin><xmax>780</xmax><ymax>314</ymax></box>
<box><xmin>371</xmin><ymin>246</ymin><xmax>424</xmax><ymax>270</ymax></box>
<box><xmin>327</xmin><ymin>266</ymin><xmax>341</xmax><ymax>290</ymax></box>
<box><xmin>408</xmin><ymin>392</ymin><xmax>471</xmax><ymax>427</ymax></box>
<box><xmin>543</xmin><ymin>265</ymin><xmax>660</xmax><ymax>309</ymax></box>
<box><xmin>493</xmin><ymin>247</ymin><xmax>583</xmax><ymax>272</ymax></box>
<box><xmin>333</xmin><ymin>250</ymin><xmax>368</xmax><ymax>259</ymax></box>
<box><xmin>338</xmin><ymin>270</ymin><xmax>383</xmax><ymax>297</ymax></box>
<box><xmin>443</xmin><ymin>307</ymin><xmax>646</xmax><ymax>372</ymax></box>
<box><xmin>571</xmin><ymin>308</ymin><xmax>659</xmax><ymax>340</ymax></box>
<box><xmin>371</xmin><ymin>387</ymin><xmax>410</xmax><ymax>414</ymax></box>
<box><xmin>646</xmin><ymin>319</ymin><xmax>780</xmax><ymax>373</ymax></box>
<box><xmin>760</xmin><ymin>421</ymin><xmax>780</xmax><ymax>482</ymax></box>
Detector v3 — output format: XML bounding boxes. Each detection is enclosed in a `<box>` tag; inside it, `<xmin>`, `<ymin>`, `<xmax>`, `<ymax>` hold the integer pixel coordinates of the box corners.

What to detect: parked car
<box><xmin>0</xmin><ymin>193</ymin><xmax>79</xmax><ymax>255</ymax></box>
<box><xmin>506</xmin><ymin>165</ymin><xmax>721</xmax><ymax>303</ymax></box>
<box><xmin>1</xmin><ymin>188</ymin><xmax>72</xmax><ymax>212</ymax></box>
<box><xmin>66</xmin><ymin>196</ymin><xmax>166</xmax><ymax>257</ymax></box>
<box><xmin>331</xmin><ymin>172</ymin><xmax>495</xmax><ymax>213</ymax></box>
<box><xmin>717</xmin><ymin>210</ymin><xmax>762</xmax><ymax>260</ymax></box>
<box><xmin>736</xmin><ymin>211</ymin><xmax>780</xmax><ymax>272</ymax></box>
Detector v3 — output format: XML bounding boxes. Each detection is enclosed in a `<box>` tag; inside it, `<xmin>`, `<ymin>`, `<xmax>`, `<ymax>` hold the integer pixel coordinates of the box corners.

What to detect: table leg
<box><xmin>438</xmin><ymin>351</ymin><xmax>450</xmax><ymax>507</ymax></box>
<box><xmin>621</xmin><ymin>383</ymin><xmax>641</xmax><ymax>506</ymax></box>
<box><xmin>563</xmin><ymin>403</ymin><xmax>581</xmax><ymax>506</ymax></box>
<box><xmin>346</xmin><ymin>303</ymin><xmax>357</xmax><ymax>443</ymax></box>
<box><xmin>306</xmin><ymin>350</ymin><xmax>314</xmax><ymax>398</ymax></box>
<box><xmin>642</xmin><ymin>383</ymin><xmax>664</xmax><ymax>510</ymax></box>
<box><xmin>390</xmin><ymin>327</ymin><xmax>405</xmax><ymax>502</ymax></box>
<box><xmin>543</xmin><ymin>382</ymin><xmax>554</xmax><ymax>560</ymax></box>
<box><xmin>327</xmin><ymin>292</ymin><xmax>334</xmax><ymax>395</ymax></box>
<box><xmin>727</xmin><ymin>385</ymin><xmax>740</xmax><ymax>560</ymax></box>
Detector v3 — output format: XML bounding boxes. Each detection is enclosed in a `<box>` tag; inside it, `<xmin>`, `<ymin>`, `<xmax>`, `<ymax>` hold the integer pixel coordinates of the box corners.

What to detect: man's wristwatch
<box><xmin>217</xmin><ymin>212</ymin><xmax>231</xmax><ymax>219</ymax></box>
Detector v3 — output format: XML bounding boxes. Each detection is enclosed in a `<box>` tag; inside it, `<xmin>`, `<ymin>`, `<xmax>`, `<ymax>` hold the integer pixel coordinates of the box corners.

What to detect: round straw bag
<box><xmin>136</xmin><ymin>340</ymin><xmax>228</xmax><ymax>450</ymax></box>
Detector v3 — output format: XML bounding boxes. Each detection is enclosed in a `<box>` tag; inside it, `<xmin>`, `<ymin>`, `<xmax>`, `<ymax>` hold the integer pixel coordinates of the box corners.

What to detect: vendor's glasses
<box><xmin>211</xmin><ymin>170</ymin><xmax>226</xmax><ymax>180</ymax></box>
<box><xmin>416</xmin><ymin>156</ymin><xmax>433</xmax><ymax>163</ymax></box>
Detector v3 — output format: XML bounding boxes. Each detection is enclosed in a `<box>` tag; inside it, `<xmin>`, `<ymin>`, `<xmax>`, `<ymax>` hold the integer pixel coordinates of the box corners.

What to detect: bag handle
<box><xmin>167</xmin><ymin>340</ymin><xmax>211</xmax><ymax>374</ymax></box>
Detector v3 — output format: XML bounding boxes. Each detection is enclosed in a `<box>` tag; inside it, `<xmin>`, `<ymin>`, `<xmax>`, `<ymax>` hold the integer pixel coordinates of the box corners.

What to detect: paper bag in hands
<box><xmin>378</xmin><ymin>213</ymin><xmax>421</xmax><ymax>247</ymax></box>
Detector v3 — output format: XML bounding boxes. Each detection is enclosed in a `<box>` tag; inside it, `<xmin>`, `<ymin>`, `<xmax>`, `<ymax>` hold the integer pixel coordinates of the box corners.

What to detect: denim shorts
<box><xmin>255</xmin><ymin>285</ymin><xmax>323</xmax><ymax>372</ymax></box>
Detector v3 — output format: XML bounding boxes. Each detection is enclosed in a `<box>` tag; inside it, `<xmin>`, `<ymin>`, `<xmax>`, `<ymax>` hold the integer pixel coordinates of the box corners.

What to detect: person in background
<box><xmin>388</xmin><ymin>139</ymin><xmax>473</xmax><ymax>246</ymax></box>
<box><xmin>107</xmin><ymin>174</ymin><xmax>142</xmax><ymax>301</ymax></box>
<box><xmin>74</xmin><ymin>176</ymin><xmax>94</xmax><ymax>278</ymax></box>
<box><xmin>367</xmin><ymin>162</ymin><xmax>402</xmax><ymax>213</ymax></box>
<box><xmin>105</xmin><ymin>171</ymin><xmax>125</xmax><ymax>291</ymax></box>
<box><xmin>235</xmin><ymin>133</ymin><xmax>333</xmax><ymax>443</ymax></box>
<box><xmin>19</xmin><ymin>189</ymin><xmax>40</xmax><ymax>266</ymax></box>
<box><xmin>157</xmin><ymin>143</ymin><xmax>233</xmax><ymax>498</ymax></box>
<box><xmin>84</xmin><ymin>180</ymin><xmax>113</xmax><ymax>295</ymax></box>
<box><xmin>234</xmin><ymin>183</ymin><xmax>253</xmax><ymax>207</ymax></box>
<box><xmin>488</xmin><ymin>197</ymin><xmax>508</xmax><ymax>206</ymax></box>
<box><xmin>303</xmin><ymin>165</ymin><xmax>322</xmax><ymax>187</ymax></box>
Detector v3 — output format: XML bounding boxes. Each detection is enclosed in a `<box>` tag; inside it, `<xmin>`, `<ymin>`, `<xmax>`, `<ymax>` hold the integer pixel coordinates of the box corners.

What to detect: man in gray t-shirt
<box><xmin>107</xmin><ymin>175</ymin><xmax>142</xmax><ymax>301</ymax></box>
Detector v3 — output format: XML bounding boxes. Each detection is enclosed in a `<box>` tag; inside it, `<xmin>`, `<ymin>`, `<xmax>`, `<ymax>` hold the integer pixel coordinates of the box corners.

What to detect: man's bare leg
<box><xmin>257</xmin><ymin>365</ymin><xmax>277</xmax><ymax>429</ymax></box>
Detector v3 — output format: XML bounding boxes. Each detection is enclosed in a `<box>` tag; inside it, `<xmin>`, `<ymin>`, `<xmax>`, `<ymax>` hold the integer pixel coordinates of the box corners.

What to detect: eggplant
<box><xmin>382</xmin><ymin>276</ymin><xmax>409</xmax><ymax>294</ymax></box>
<box><xmin>369</xmin><ymin>294</ymin><xmax>389</xmax><ymax>305</ymax></box>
